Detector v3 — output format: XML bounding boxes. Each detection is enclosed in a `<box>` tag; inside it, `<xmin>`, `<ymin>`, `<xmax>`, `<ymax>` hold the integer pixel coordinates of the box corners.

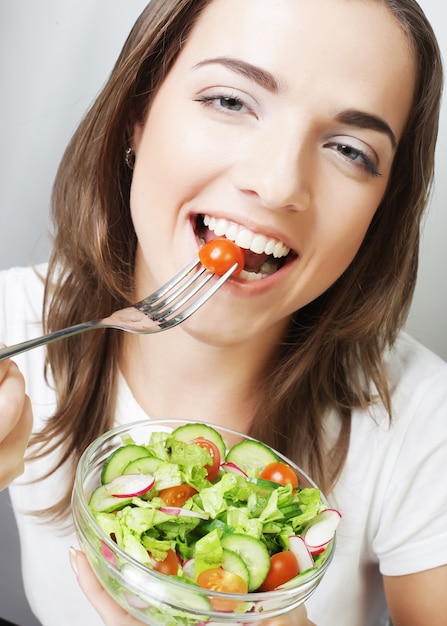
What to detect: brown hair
<box><xmin>28</xmin><ymin>0</ymin><xmax>443</xmax><ymax>522</ymax></box>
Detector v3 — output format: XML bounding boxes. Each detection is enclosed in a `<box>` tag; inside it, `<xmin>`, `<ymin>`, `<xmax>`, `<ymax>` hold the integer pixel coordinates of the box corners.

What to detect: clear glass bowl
<box><xmin>72</xmin><ymin>419</ymin><xmax>335</xmax><ymax>625</ymax></box>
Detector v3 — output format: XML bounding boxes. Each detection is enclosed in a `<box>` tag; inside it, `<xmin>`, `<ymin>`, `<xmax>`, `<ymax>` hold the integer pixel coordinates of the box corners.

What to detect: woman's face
<box><xmin>130</xmin><ymin>0</ymin><xmax>415</xmax><ymax>346</ymax></box>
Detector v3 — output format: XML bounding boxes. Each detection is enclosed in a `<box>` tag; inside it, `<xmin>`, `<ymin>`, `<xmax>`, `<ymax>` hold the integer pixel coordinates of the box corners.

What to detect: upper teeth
<box><xmin>203</xmin><ymin>215</ymin><xmax>290</xmax><ymax>258</ymax></box>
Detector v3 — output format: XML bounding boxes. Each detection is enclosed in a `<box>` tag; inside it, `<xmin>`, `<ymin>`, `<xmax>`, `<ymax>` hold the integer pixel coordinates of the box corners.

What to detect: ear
<box><xmin>131</xmin><ymin>120</ymin><xmax>145</xmax><ymax>154</ymax></box>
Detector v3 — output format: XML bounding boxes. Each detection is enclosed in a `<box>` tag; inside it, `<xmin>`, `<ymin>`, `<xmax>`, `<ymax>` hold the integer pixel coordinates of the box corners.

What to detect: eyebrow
<box><xmin>193</xmin><ymin>57</ymin><xmax>280</xmax><ymax>93</ymax></box>
<box><xmin>193</xmin><ymin>58</ymin><xmax>397</xmax><ymax>149</ymax></box>
<box><xmin>335</xmin><ymin>109</ymin><xmax>397</xmax><ymax>149</ymax></box>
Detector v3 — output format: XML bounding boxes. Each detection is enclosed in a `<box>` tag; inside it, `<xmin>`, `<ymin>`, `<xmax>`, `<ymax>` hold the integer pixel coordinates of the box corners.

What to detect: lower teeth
<box><xmin>239</xmin><ymin>269</ymin><xmax>265</xmax><ymax>282</ymax></box>
<box><xmin>239</xmin><ymin>260</ymin><xmax>279</xmax><ymax>282</ymax></box>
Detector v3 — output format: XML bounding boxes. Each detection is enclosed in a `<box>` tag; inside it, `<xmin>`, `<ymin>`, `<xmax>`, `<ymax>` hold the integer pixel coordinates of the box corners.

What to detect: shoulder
<box><xmin>386</xmin><ymin>331</ymin><xmax>447</xmax><ymax>378</ymax></box>
<box><xmin>384</xmin><ymin>331</ymin><xmax>447</xmax><ymax>415</ymax></box>
<box><xmin>0</xmin><ymin>264</ymin><xmax>58</xmax><ymax>448</ymax></box>
<box><xmin>328</xmin><ymin>333</ymin><xmax>447</xmax><ymax>579</ymax></box>
<box><xmin>0</xmin><ymin>263</ymin><xmax>48</xmax><ymax>343</ymax></box>
<box><xmin>367</xmin><ymin>334</ymin><xmax>447</xmax><ymax>573</ymax></box>
<box><xmin>0</xmin><ymin>262</ymin><xmax>47</xmax><ymax>294</ymax></box>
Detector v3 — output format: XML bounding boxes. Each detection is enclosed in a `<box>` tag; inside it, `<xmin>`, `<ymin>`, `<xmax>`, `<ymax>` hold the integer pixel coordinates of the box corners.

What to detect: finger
<box><xmin>71</xmin><ymin>547</ymin><xmax>312</xmax><ymax>626</ymax></box>
<box><xmin>70</xmin><ymin>549</ymin><xmax>141</xmax><ymax>626</ymax></box>
<box><xmin>0</xmin><ymin>360</ymin><xmax>27</xmax><ymax>440</ymax></box>
<box><xmin>0</xmin><ymin>343</ymin><xmax>15</xmax><ymax>382</ymax></box>
<box><xmin>0</xmin><ymin>394</ymin><xmax>32</xmax><ymax>490</ymax></box>
<box><xmin>261</xmin><ymin>604</ymin><xmax>310</xmax><ymax>625</ymax></box>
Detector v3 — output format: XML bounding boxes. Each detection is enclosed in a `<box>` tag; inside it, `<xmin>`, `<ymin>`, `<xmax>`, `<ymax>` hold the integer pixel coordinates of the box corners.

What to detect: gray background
<box><xmin>0</xmin><ymin>1</ymin><xmax>445</xmax><ymax>624</ymax></box>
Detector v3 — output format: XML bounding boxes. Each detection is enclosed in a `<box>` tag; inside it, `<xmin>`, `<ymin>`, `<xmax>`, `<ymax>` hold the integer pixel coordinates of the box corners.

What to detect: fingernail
<box><xmin>69</xmin><ymin>546</ymin><xmax>79</xmax><ymax>576</ymax></box>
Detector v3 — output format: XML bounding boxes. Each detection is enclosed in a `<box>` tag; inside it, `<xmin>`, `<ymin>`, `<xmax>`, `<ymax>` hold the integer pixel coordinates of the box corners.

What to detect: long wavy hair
<box><xmin>28</xmin><ymin>0</ymin><xmax>443</xmax><ymax>522</ymax></box>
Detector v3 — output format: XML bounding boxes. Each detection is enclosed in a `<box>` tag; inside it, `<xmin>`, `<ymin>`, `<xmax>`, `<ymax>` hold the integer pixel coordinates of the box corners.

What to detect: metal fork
<box><xmin>0</xmin><ymin>259</ymin><xmax>237</xmax><ymax>361</ymax></box>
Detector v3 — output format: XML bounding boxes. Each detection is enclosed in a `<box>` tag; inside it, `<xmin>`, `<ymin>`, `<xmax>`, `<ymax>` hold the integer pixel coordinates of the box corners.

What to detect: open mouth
<box><xmin>195</xmin><ymin>214</ymin><xmax>297</xmax><ymax>281</ymax></box>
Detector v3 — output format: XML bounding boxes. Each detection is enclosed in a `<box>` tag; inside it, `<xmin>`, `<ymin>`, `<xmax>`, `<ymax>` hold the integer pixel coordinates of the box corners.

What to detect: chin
<box><xmin>180</xmin><ymin>311</ymin><xmax>246</xmax><ymax>347</ymax></box>
<box><xmin>180</xmin><ymin>299</ymin><xmax>288</xmax><ymax>351</ymax></box>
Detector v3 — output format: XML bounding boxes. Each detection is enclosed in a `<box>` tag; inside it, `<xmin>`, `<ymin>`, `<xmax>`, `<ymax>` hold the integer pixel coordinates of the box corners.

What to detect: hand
<box><xmin>70</xmin><ymin>548</ymin><xmax>146</xmax><ymax>625</ymax></box>
<box><xmin>260</xmin><ymin>604</ymin><xmax>313</xmax><ymax>625</ymax></box>
<box><xmin>70</xmin><ymin>548</ymin><xmax>314</xmax><ymax>626</ymax></box>
<box><xmin>0</xmin><ymin>350</ymin><xmax>33</xmax><ymax>491</ymax></box>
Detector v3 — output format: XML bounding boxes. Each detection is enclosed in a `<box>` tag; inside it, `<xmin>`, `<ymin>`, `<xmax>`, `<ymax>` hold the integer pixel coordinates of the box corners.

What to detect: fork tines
<box><xmin>135</xmin><ymin>260</ymin><xmax>237</xmax><ymax>328</ymax></box>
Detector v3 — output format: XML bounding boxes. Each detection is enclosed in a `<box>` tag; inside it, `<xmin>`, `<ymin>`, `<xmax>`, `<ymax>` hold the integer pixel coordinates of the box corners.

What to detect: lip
<box><xmin>196</xmin><ymin>252</ymin><xmax>298</xmax><ymax>300</ymax></box>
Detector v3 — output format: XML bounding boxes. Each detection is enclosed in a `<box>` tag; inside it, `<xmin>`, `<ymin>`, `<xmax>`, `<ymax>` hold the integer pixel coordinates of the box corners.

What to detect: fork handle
<box><xmin>0</xmin><ymin>322</ymin><xmax>98</xmax><ymax>361</ymax></box>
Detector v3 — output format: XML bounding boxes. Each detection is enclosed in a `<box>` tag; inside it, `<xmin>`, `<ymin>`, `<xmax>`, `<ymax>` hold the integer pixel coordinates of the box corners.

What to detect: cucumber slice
<box><xmin>121</xmin><ymin>567</ymin><xmax>211</xmax><ymax>615</ymax></box>
<box><xmin>89</xmin><ymin>484</ymin><xmax>133</xmax><ymax>513</ymax></box>
<box><xmin>221</xmin><ymin>548</ymin><xmax>250</xmax><ymax>586</ymax></box>
<box><xmin>225</xmin><ymin>440</ymin><xmax>279</xmax><ymax>478</ymax></box>
<box><xmin>220</xmin><ymin>533</ymin><xmax>270</xmax><ymax>591</ymax></box>
<box><xmin>171</xmin><ymin>423</ymin><xmax>226</xmax><ymax>459</ymax></box>
<box><xmin>166</xmin><ymin>576</ymin><xmax>213</xmax><ymax>613</ymax></box>
<box><xmin>122</xmin><ymin>456</ymin><xmax>161</xmax><ymax>476</ymax></box>
<box><xmin>280</xmin><ymin>504</ymin><xmax>302</xmax><ymax>519</ymax></box>
<box><xmin>101</xmin><ymin>445</ymin><xmax>151</xmax><ymax>485</ymax></box>
<box><xmin>245</xmin><ymin>477</ymin><xmax>280</xmax><ymax>497</ymax></box>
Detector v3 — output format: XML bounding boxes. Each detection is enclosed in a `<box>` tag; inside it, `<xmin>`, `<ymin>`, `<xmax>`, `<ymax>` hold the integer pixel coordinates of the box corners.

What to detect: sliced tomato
<box><xmin>259</xmin><ymin>462</ymin><xmax>299</xmax><ymax>488</ymax></box>
<box><xmin>197</xmin><ymin>567</ymin><xmax>248</xmax><ymax>611</ymax></box>
<box><xmin>151</xmin><ymin>548</ymin><xmax>179</xmax><ymax>576</ymax></box>
<box><xmin>199</xmin><ymin>238</ymin><xmax>245</xmax><ymax>276</ymax></box>
<box><xmin>191</xmin><ymin>437</ymin><xmax>221</xmax><ymax>481</ymax></box>
<box><xmin>158</xmin><ymin>484</ymin><xmax>198</xmax><ymax>507</ymax></box>
<box><xmin>258</xmin><ymin>551</ymin><xmax>299</xmax><ymax>591</ymax></box>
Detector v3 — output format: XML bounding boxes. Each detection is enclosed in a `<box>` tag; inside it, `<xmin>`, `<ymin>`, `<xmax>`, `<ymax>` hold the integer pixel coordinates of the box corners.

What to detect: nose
<box><xmin>232</xmin><ymin>123</ymin><xmax>312</xmax><ymax>212</ymax></box>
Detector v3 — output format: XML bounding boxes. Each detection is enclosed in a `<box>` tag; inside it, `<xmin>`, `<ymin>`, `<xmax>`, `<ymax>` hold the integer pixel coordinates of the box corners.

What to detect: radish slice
<box><xmin>307</xmin><ymin>540</ymin><xmax>332</xmax><ymax>556</ymax></box>
<box><xmin>182</xmin><ymin>557</ymin><xmax>196</xmax><ymax>579</ymax></box>
<box><xmin>104</xmin><ymin>473</ymin><xmax>155</xmax><ymax>498</ymax></box>
<box><xmin>100</xmin><ymin>540</ymin><xmax>118</xmax><ymax>568</ymax></box>
<box><xmin>124</xmin><ymin>592</ymin><xmax>152</xmax><ymax>610</ymax></box>
<box><xmin>220</xmin><ymin>462</ymin><xmax>248</xmax><ymax>477</ymax></box>
<box><xmin>159</xmin><ymin>506</ymin><xmax>210</xmax><ymax>520</ymax></box>
<box><xmin>288</xmin><ymin>536</ymin><xmax>314</xmax><ymax>573</ymax></box>
<box><xmin>303</xmin><ymin>508</ymin><xmax>341</xmax><ymax>550</ymax></box>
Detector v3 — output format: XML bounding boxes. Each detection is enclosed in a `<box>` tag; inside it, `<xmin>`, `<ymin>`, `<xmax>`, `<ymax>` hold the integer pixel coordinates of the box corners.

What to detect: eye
<box><xmin>195</xmin><ymin>91</ymin><xmax>256</xmax><ymax>118</ymax></box>
<box><xmin>326</xmin><ymin>141</ymin><xmax>381</xmax><ymax>177</ymax></box>
<box><xmin>218</xmin><ymin>96</ymin><xmax>244</xmax><ymax>111</ymax></box>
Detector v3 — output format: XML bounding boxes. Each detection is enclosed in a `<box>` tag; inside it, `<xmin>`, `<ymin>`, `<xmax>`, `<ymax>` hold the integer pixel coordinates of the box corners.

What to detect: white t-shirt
<box><xmin>2</xmin><ymin>265</ymin><xmax>447</xmax><ymax>626</ymax></box>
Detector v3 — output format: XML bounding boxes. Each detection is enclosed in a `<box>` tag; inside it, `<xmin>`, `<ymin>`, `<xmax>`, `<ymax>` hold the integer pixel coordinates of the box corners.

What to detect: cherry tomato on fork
<box><xmin>260</xmin><ymin>462</ymin><xmax>299</xmax><ymax>488</ymax></box>
<box><xmin>191</xmin><ymin>437</ymin><xmax>221</xmax><ymax>481</ymax></box>
<box><xmin>199</xmin><ymin>238</ymin><xmax>245</xmax><ymax>275</ymax></box>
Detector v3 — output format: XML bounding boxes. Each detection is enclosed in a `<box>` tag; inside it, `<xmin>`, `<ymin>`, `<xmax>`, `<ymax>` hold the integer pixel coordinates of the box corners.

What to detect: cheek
<box><xmin>332</xmin><ymin>217</ymin><xmax>371</xmax><ymax>263</ymax></box>
<box><xmin>313</xmin><ymin>193</ymin><xmax>380</xmax><ymax>282</ymax></box>
<box><xmin>131</xmin><ymin>121</ymin><xmax>214</xmax><ymax>225</ymax></box>
<box><xmin>130</xmin><ymin>114</ymin><xmax>189</xmax><ymax>236</ymax></box>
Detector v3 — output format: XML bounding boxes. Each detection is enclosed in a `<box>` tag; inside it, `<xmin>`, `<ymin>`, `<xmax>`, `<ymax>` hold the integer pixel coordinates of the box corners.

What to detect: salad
<box><xmin>88</xmin><ymin>422</ymin><xmax>340</xmax><ymax>613</ymax></box>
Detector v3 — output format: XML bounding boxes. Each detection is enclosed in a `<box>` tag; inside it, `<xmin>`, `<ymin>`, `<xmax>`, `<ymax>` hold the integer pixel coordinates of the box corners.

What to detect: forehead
<box><xmin>174</xmin><ymin>0</ymin><xmax>416</xmax><ymax>139</ymax></box>
<box><xmin>189</xmin><ymin>0</ymin><xmax>412</xmax><ymax>63</ymax></box>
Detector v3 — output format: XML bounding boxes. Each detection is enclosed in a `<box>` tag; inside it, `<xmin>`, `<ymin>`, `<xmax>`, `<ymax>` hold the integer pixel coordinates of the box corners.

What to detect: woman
<box><xmin>1</xmin><ymin>0</ymin><xmax>446</xmax><ymax>624</ymax></box>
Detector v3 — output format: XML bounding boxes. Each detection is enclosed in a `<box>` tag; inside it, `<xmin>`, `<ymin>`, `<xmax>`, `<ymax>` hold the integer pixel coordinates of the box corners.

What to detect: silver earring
<box><xmin>124</xmin><ymin>146</ymin><xmax>135</xmax><ymax>170</ymax></box>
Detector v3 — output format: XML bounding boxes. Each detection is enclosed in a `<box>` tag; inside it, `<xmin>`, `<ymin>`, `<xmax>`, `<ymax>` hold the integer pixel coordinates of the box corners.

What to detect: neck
<box><xmin>120</xmin><ymin>323</ymin><xmax>279</xmax><ymax>434</ymax></box>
